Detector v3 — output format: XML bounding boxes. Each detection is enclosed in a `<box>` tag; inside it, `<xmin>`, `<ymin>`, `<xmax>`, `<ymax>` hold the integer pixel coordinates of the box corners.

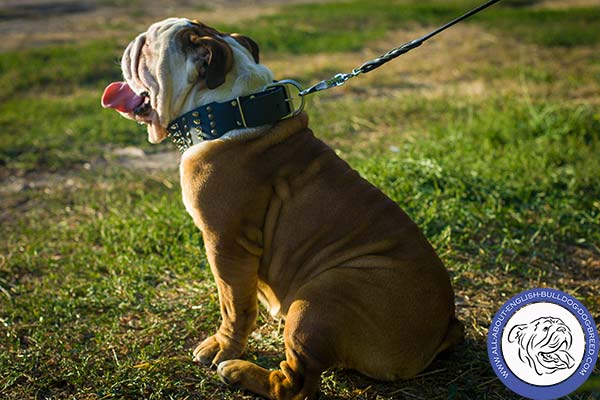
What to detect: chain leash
<box><xmin>298</xmin><ymin>0</ymin><xmax>502</xmax><ymax>97</ymax></box>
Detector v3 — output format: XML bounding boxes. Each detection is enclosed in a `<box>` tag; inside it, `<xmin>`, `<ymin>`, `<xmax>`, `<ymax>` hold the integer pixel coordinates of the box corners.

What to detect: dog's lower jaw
<box><xmin>146</xmin><ymin>111</ymin><xmax>170</xmax><ymax>144</ymax></box>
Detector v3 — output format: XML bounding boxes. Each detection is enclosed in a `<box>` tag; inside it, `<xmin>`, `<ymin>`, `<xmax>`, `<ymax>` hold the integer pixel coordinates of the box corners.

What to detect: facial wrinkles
<box><xmin>548</xmin><ymin>329</ymin><xmax>564</xmax><ymax>348</ymax></box>
<box><xmin>131</xmin><ymin>34</ymin><xmax>146</xmax><ymax>90</ymax></box>
<box><xmin>550</xmin><ymin>327</ymin><xmax>571</xmax><ymax>350</ymax></box>
<box><xmin>525</xmin><ymin>330</ymin><xmax>538</xmax><ymax>352</ymax></box>
<box><xmin>136</xmin><ymin>20</ymin><xmax>184</xmax><ymax>124</ymax></box>
<box><xmin>154</xmin><ymin>18</ymin><xmax>220</xmax><ymax>120</ymax></box>
<box><xmin>167</xmin><ymin>42</ymin><xmax>197</xmax><ymax>122</ymax></box>
<box><xmin>137</xmin><ymin>49</ymin><xmax>147</xmax><ymax>87</ymax></box>
<box><xmin>153</xmin><ymin>20</ymin><xmax>200</xmax><ymax>124</ymax></box>
<box><xmin>535</xmin><ymin>323</ymin><xmax>571</xmax><ymax>352</ymax></box>
<box><xmin>137</xmin><ymin>40</ymin><xmax>160</xmax><ymax>109</ymax></box>
<box><xmin>563</xmin><ymin>329</ymin><xmax>572</xmax><ymax>348</ymax></box>
<box><xmin>124</xmin><ymin>18</ymin><xmax>269</xmax><ymax>127</ymax></box>
<box><xmin>154</xmin><ymin>46</ymin><xmax>173</xmax><ymax>125</ymax></box>
<box><xmin>533</xmin><ymin>326</ymin><xmax>549</xmax><ymax>348</ymax></box>
<box><xmin>154</xmin><ymin>24</ymin><xmax>187</xmax><ymax>124</ymax></box>
<box><xmin>121</xmin><ymin>41</ymin><xmax>134</xmax><ymax>83</ymax></box>
<box><xmin>534</xmin><ymin>327</ymin><xmax>551</xmax><ymax>349</ymax></box>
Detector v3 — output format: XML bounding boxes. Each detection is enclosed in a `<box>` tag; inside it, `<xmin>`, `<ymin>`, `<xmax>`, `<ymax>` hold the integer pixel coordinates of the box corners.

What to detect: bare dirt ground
<box><xmin>0</xmin><ymin>0</ymin><xmax>325</xmax><ymax>51</ymax></box>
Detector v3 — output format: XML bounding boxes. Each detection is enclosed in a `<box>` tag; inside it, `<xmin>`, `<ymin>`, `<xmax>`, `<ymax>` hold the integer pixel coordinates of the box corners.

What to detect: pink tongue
<box><xmin>101</xmin><ymin>82</ymin><xmax>145</xmax><ymax>113</ymax></box>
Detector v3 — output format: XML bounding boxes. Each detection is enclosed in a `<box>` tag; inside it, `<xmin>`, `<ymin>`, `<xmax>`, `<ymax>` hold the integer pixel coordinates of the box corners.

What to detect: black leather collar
<box><xmin>167</xmin><ymin>81</ymin><xmax>303</xmax><ymax>152</ymax></box>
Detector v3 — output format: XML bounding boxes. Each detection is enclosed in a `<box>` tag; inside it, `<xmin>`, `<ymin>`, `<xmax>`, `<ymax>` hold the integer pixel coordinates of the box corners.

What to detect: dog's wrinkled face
<box><xmin>508</xmin><ymin>317</ymin><xmax>575</xmax><ymax>375</ymax></box>
<box><xmin>102</xmin><ymin>18</ymin><xmax>273</xmax><ymax>143</ymax></box>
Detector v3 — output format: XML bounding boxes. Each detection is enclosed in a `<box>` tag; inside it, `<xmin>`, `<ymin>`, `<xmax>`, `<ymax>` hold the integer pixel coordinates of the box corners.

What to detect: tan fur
<box><xmin>116</xmin><ymin>18</ymin><xmax>462</xmax><ymax>400</ymax></box>
<box><xmin>182</xmin><ymin>113</ymin><xmax>461</xmax><ymax>399</ymax></box>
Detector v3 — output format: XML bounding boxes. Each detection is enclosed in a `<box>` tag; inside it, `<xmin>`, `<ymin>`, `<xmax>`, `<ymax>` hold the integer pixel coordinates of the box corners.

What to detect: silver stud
<box><xmin>250</xmin><ymin>95</ymin><xmax>256</xmax><ymax>100</ymax></box>
<box><xmin>193</xmin><ymin>119</ymin><xmax>201</xmax><ymax>125</ymax></box>
<box><xmin>210</xmin><ymin>121</ymin><xmax>216</xmax><ymax>128</ymax></box>
<box><xmin>211</xmin><ymin>129</ymin><xmax>217</xmax><ymax>135</ymax></box>
<box><xmin>206</xmin><ymin>106</ymin><xmax>213</xmax><ymax>112</ymax></box>
<box><xmin>192</xmin><ymin>111</ymin><xmax>199</xmax><ymax>117</ymax></box>
<box><xmin>208</xmin><ymin>114</ymin><xmax>214</xmax><ymax>120</ymax></box>
<box><xmin>231</xmin><ymin>100</ymin><xmax>237</xmax><ymax>107</ymax></box>
<box><xmin>236</xmin><ymin>121</ymin><xmax>242</xmax><ymax>126</ymax></box>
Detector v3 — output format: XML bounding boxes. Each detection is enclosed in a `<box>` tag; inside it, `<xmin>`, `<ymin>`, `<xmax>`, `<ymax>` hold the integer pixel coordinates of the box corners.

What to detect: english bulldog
<box><xmin>508</xmin><ymin>317</ymin><xmax>575</xmax><ymax>376</ymax></box>
<box><xmin>102</xmin><ymin>18</ymin><xmax>462</xmax><ymax>400</ymax></box>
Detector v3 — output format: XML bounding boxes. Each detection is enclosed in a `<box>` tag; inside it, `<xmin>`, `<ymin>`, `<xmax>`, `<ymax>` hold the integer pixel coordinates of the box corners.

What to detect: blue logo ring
<box><xmin>487</xmin><ymin>288</ymin><xmax>598</xmax><ymax>400</ymax></box>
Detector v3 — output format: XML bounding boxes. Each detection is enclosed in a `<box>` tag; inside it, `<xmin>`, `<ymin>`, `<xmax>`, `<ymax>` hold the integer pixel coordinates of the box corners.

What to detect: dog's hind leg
<box><xmin>217</xmin><ymin>353</ymin><xmax>322</xmax><ymax>400</ymax></box>
<box><xmin>217</xmin><ymin>298</ymin><xmax>335</xmax><ymax>400</ymax></box>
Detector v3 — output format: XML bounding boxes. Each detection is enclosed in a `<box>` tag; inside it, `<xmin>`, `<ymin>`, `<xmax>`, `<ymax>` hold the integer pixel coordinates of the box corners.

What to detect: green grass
<box><xmin>1</xmin><ymin>172</ymin><xmax>214</xmax><ymax>399</ymax></box>
<box><xmin>1</xmin><ymin>0</ymin><xmax>599</xmax><ymax>399</ymax></box>
<box><xmin>483</xmin><ymin>5</ymin><xmax>600</xmax><ymax>47</ymax></box>
<box><xmin>0</xmin><ymin>94</ymin><xmax>156</xmax><ymax>171</ymax></box>
<box><xmin>355</xmin><ymin>98</ymin><xmax>599</xmax><ymax>271</ymax></box>
<box><xmin>220</xmin><ymin>1</ymin><xmax>467</xmax><ymax>53</ymax></box>
<box><xmin>217</xmin><ymin>0</ymin><xmax>600</xmax><ymax>53</ymax></box>
<box><xmin>0</xmin><ymin>40</ymin><xmax>123</xmax><ymax>101</ymax></box>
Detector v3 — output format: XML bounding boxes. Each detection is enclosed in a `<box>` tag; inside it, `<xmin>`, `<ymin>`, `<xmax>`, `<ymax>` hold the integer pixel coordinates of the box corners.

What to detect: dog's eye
<box><xmin>543</xmin><ymin>327</ymin><xmax>549</xmax><ymax>331</ymax></box>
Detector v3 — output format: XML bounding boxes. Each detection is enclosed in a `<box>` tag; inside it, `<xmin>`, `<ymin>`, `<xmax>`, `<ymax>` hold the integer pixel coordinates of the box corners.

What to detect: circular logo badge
<box><xmin>488</xmin><ymin>288</ymin><xmax>599</xmax><ymax>400</ymax></box>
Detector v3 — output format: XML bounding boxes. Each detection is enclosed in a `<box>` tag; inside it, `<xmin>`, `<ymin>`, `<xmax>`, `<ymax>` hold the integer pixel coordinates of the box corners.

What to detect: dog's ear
<box><xmin>198</xmin><ymin>35</ymin><xmax>234</xmax><ymax>89</ymax></box>
<box><xmin>508</xmin><ymin>324</ymin><xmax>527</xmax><ymax>344</ymax></box>
<box><xmin>230</xmin><ymin>33</ymin><xmax>260</xmax><ymax>63</ymax></box>
<box><xmin>179</xmin><ymin>29</ymin><xmax>234</xmax><ymax>89</ymax></box>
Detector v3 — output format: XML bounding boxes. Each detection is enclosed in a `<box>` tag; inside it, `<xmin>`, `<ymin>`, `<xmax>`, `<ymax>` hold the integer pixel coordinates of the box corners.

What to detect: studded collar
<box><xmin>167</xmin><ymin>81</ymin><xmax>304</xmax><ymax>152</ymax></box>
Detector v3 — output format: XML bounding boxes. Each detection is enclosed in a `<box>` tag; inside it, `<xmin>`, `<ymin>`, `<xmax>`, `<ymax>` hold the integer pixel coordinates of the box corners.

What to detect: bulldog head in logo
<box><xmin>508</xmin><ymin>317</ymin><xmax>576</xmax><ymax>376</ymax></box>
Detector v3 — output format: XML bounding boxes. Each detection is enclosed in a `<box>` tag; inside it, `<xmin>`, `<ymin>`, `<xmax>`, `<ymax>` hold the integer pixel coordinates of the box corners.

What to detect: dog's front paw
<box><xmin>193</xmin><ymin>335</ymin><xmax>243</xmax><ymax>366</ymax></box>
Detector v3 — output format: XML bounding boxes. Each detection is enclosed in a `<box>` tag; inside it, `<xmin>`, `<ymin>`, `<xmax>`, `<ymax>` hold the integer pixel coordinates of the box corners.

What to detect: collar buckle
<box><xmin>263</xmin><ymin>79</ymin><xmax>305</xmax><ymax>119</ymax></box>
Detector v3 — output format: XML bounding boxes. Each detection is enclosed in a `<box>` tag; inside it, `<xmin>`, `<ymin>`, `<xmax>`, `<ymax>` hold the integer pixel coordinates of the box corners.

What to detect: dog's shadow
<box><xmin>236</xmin><ymin>338</ymin><xmax>506</xmax><ymax>399</ymax></box>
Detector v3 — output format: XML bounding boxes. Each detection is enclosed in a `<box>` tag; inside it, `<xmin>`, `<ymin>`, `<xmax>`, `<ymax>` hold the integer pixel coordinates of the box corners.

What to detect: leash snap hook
<box><xmin>298</xmin><ymin>70</ymin><xmax>360</xmax><ymax>97</ymax></box>
<box><xmin>264</xmin><ymin>79</ymin><xmax>306</xmax><ymax>118</ymax></box>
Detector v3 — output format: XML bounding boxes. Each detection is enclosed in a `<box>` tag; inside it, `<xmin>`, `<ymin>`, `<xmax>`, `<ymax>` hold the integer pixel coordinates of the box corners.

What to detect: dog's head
<box><xmin>507</xmin><ymin>317</ymin><xmax>575</xmax><ymax>375</ymax></box>
<box><xmin>101</xmin><ymin>18</ymin><xmax>273</xmax><ymax>143</ymax></box>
